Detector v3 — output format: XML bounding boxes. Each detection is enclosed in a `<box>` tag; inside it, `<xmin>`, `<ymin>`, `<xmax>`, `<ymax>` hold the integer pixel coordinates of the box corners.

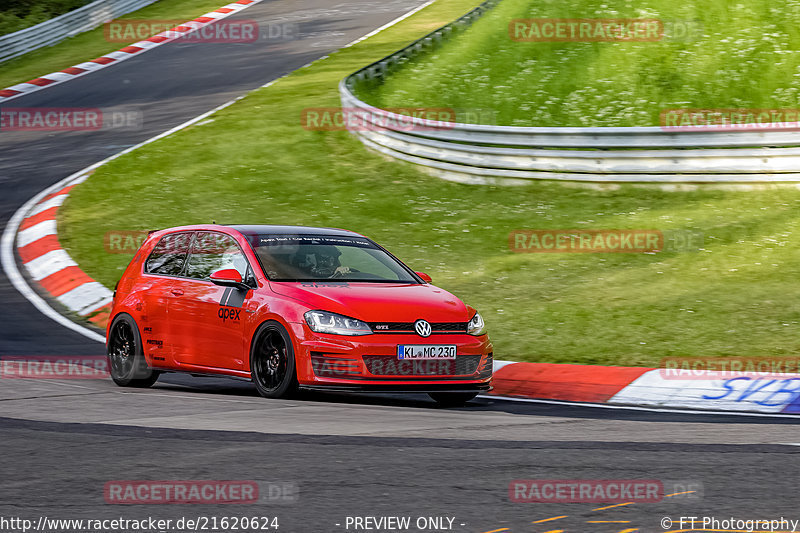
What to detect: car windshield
<box><xmin>249</xmin><ymin>234</ymin><xmax>418</xmax><ymax>283</ymax></box>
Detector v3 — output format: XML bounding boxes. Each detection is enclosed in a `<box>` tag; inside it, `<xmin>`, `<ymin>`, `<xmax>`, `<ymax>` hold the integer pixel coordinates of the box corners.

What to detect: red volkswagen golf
<box><xmin>107</xmin><ymin>225</ymin><xmax>493</xmax><ymax>405</ymax></box>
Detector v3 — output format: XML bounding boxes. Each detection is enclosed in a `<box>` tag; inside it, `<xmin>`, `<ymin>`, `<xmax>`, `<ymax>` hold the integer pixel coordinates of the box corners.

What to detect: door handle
<box><xmin>171</xmin><ymin>288</ymin><xmax>184</xmax><ymax>296</ymax></box>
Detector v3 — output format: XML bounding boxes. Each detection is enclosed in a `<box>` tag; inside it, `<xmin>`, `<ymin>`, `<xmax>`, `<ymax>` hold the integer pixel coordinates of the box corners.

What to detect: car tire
<box><xmin>250</xmin><ymin>321</ymin><xmax>298</xmax><ymax>399</ymax></box>
<box><xmin>106</xmin><ymin>313</ymin><xmax>160</xmax><ymax>388</ymax></box>
<box><xmin>428</xmin><ymin>392</ymin><xmax>478</xmax><ymax>407</ymax></box>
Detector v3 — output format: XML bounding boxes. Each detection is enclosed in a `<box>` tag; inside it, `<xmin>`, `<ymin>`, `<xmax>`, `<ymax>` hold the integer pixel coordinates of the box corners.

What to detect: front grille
<box><xmin>432</xmin><ymin>322</ymin><xmax>468</xmax><ymax>332</ymax></box>
<box><xmin>368</xmin><ymin>322</ymin><xmax>467</xmax><ymax>334</ymax></box>
<box><xmin>479</xmin><ymin>352</ymin><xmax>493</xmax><ymax>379</ymax></box>
<box><xmin>363</xmin><ymin>354</ymin><xmax>481</xmax><ymax>376</ymax></box>
<box><xmin>369</xmin><ymin>322</ymin><xmax>413</xmax><ymax>331</ymax></box>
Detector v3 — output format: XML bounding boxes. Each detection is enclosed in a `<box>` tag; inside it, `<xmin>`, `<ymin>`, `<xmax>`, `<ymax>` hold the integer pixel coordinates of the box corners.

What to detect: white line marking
<box><xmin>28</xmin><ymin>194</ymin><xmax>67</xmax><ymax>216</ymax></box>
<box><xmin>57</xmin><ymin>282</ymin><xmax>113</xmax><ymax>314</ymax></box>
<box><xmin>5</xmin><ymin>82</ymin><xmax>37</xmax><ymax>92</ymax></box>
<box><xmin>492</xmin><ymin>360</ymin><xmax>515</xmax><ymax>372</ymax></box>
<box><xmin>253</xmin><ymin>0</ymin><xmax>435</xmax><ymax>89</ymax></box>
<box><xmin>342</xmin><ymin>0</ymin><xmax>436</xmax><ymax>48</ymax></box>
<box><xmin>71</xmin><ymin>62</ymin><xmax>107</xmax><ymax>72</ymax></box>
<box><xmin>32</xmin><ymin>72</ymin><xmax>73</xmax><ymax>83</ymax></box>
<box><xmin>102</xmin><ymin>51</ymin><xmax>135</xmax><ymax>61</ymax></box>
<box><xmin>17</xmin><ymin>220</ymin><xmax>57</xmax><ymax>248</ymax></box>
<box><xmin>130</xmin><ymin>40</ymin><xmax>160</xmax><ymax>50</ymax></box>
<box><xmin>24</xmin><ymin>249</ymin><xmax>77</xmax><ymax>281</ymax></box>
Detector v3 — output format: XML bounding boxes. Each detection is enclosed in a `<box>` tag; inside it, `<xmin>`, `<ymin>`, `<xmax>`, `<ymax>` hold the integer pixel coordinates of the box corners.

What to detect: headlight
<box><xmin>304</xmin><ymin>310</ymin><xmax>372</xmax><ymax>336</ymax></box>
<box><xmin>467</xmin><ymin>312</ymin><xmax>486</xmax><ymax>336</ymax></box>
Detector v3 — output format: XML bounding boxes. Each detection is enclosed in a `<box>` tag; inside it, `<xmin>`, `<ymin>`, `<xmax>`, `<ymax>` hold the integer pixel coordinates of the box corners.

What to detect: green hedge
<box><xmin>0</xmin><ymin>0</ymin><xmax>95</xmax><ymax>36</ymax></box>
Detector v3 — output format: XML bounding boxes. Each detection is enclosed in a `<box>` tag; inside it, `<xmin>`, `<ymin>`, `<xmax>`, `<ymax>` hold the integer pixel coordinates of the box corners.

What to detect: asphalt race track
<box><xmin>2</xmin><ymin>375</ymin><xmax>800</xmax><ymax>532</ymax></box>
<box><xmin>1</xmin><ymin>2</ymin><xmax>799</xmax><ymax>532</ymax></box>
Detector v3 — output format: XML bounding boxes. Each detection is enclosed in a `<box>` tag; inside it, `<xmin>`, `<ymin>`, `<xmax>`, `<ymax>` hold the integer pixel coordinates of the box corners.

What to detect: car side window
<box><xmin>184</xmin><ymin>232</ymin><xmax>249</xmax><ymax>280</ymax></box>
<box><xmin>144</xmin><ymin>232</ymin><xmax>193</xmax><ymax>276</ymax></box>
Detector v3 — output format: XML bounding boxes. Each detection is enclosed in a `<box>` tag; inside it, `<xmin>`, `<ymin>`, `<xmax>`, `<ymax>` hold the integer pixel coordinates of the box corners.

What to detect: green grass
<box><xmin>61</xmin><ymin>0</ymin><xmax>800</xmax><ymax>365</ymax></box>
<box><xmin>0</xmin><ymin>0</ymin><xmax>235</xmax><ymax>90</ymax></box>
<box><xmin>359</xmin><ymin>0</ymin><xmax>800</xmax><ymax>127</ymax></box>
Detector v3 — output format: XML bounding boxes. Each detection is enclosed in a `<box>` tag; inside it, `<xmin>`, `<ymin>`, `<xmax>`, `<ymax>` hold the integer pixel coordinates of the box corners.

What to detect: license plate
<box><xmin>397</xmin><ymin>344</ymin><xmax>456</xmax><ymax>360</ymax></box>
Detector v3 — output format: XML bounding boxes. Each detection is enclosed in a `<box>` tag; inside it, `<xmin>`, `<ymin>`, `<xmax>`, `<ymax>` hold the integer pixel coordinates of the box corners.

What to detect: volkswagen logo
<box><xmin>414</xmin><ymin>319</ymin><xmax>432</xmax><ymax>337</ymax></box>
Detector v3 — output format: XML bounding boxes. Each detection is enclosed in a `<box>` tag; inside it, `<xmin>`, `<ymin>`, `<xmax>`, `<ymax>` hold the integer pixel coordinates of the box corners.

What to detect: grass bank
<box><xmin>359</xmin><ymin>0</ymin><xmax>800</xmax><ymax>127</ymax></box>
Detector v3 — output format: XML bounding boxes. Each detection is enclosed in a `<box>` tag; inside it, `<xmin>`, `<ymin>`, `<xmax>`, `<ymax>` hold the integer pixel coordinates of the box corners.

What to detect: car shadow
<box><xmin>153</xmin><ymin>373</ymin><xmax>800</xmax><ymax>424</ymax></box>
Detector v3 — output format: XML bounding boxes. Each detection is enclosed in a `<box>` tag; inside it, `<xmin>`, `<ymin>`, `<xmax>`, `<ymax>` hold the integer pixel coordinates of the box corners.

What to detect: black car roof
<box><xmin>226</xmin><ymin>225</ymin><xmax>362</xmax><ymax>237</ymax></box>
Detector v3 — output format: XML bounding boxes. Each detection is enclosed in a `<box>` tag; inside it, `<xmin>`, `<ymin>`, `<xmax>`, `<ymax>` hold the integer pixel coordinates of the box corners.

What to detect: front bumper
<box><xmin>299</xmin><ymin>382</ymin><xmax>492</xmax><ymax>393</ymax></box>
<box><xmin>288</xmin><ymin>322</ymin><xmax>493</xmax><ymax>388</ymax></box>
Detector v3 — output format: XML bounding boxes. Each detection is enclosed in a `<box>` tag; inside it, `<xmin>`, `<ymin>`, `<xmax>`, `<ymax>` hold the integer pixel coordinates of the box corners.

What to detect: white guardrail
<box><xmin>0</xmin><ymin>0</ymin><xmax>160</xmax><ymax>64</ymax></box>
<box><xmin>339</xmin><ymin>0</ymin><xmax>800</xmax><ymax>184</ymax></box>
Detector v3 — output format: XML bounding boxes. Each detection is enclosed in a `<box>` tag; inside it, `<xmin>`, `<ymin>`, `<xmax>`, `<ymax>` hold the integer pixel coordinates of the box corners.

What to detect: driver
<box><xmin>298</xmin><ymin>246</ymin><xmax>351</xmax><ymax>278</ymax></box>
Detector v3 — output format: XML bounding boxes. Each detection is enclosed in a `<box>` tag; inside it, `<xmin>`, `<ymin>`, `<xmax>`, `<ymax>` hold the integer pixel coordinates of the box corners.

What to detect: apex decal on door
<box><xmin>218</xmin><ymin>287</ymin><xmax>245</xmax><ymax>323</ymax></box>
<box><xmin>218</xmin><ymin>307</ymin><xmax>241</xmax><ymax>322</ymax></box>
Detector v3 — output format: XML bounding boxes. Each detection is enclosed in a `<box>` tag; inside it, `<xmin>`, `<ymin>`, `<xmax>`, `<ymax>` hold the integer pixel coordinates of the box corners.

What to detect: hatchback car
<box><xmin>107</xmin><ymin>225</ymin><xmax>493</xmax><ymax>405</ymax></box>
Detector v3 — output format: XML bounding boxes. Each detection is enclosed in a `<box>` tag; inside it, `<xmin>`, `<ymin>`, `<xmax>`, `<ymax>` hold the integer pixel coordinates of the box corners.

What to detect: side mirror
<box><xmin>209</xmin><ymin>268</ymin><xmax>248</xmax><ymax>289</ymax></box>
<box><xmin>415</xmin><ymin>271</ymin><xmax>432</xmax><ymax>283</ymax></box>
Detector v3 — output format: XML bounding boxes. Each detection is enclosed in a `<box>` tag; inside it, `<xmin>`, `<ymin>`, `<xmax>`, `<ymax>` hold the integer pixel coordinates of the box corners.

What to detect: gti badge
<box><xmin>414</xmin><ymin>319</ymin><xmax>432</xmax><ymax>337</ymax></box>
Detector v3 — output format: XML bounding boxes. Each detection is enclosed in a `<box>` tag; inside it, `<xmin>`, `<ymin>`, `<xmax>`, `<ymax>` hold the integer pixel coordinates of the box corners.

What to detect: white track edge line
<box><xmin>342</xmin><ymin>0</ymin><xmax>435</xmax><ymax>48</ymax></box>
<box><xmin>2</xmin><ymin>0</ymin><xmax>442</xmax><ymax>345</ymax></box>
<box><xmin>254</xmin><ymin>0</ymin><xmax>436</xmax><ymax>88</ymax></box>
<box><xmin>482</xmin><ymin>394</ymin><xmax>800</xmax><ymax>419</ymax></box>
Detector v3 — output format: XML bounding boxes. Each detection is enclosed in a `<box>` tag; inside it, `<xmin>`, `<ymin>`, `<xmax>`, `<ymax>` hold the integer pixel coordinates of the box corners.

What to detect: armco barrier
<box><xmin>339</xmin><ymin>1</ymin><xmax>800</xmax><ymax>184</ymax></box>
<box><xmin>0</xmin><ymin>0</ymin><xmax>160</xmax><ymax>64</ymax></box>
